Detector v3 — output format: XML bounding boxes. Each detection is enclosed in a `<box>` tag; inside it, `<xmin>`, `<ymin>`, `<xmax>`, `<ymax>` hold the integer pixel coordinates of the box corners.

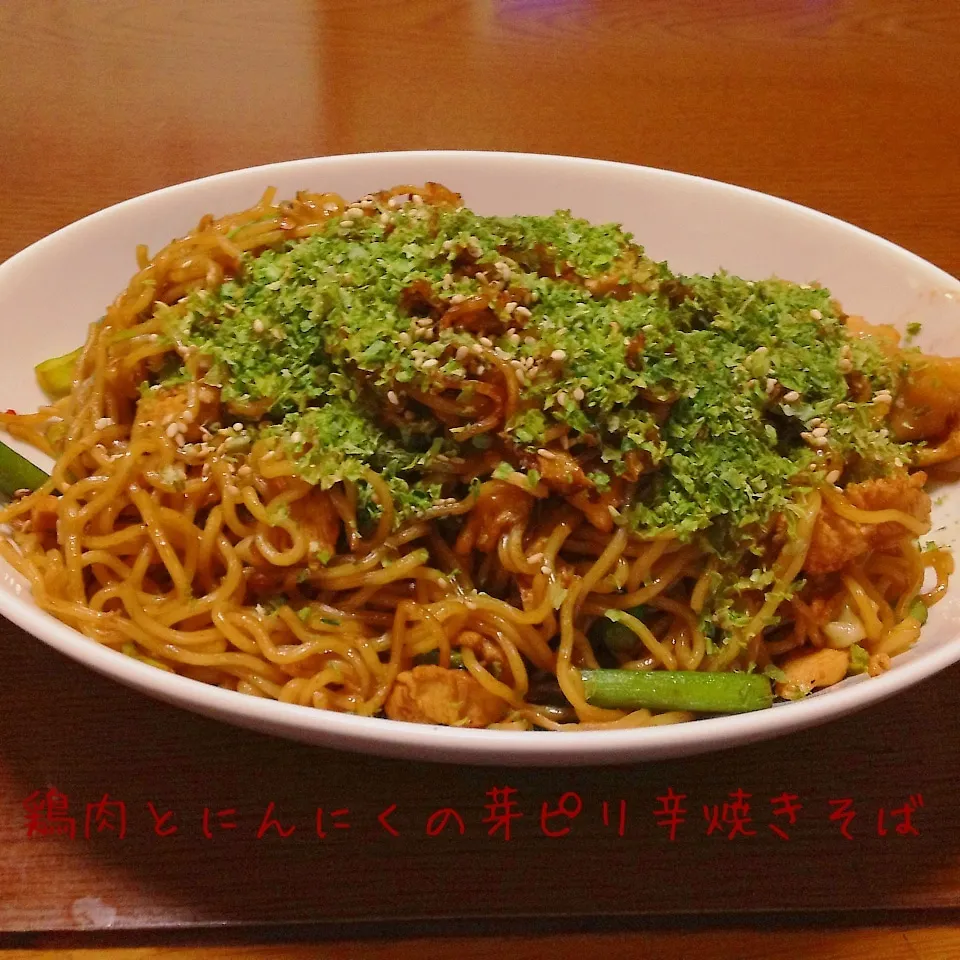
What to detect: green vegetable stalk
<box><xmin>35</xmin><ymin>347</ymin><xmax>82</xmax><ymax>399</ymax></box>
<box><xmin>581</xmin><ymin>668</ymin><xmax>772</xmax><ymax>714</ymax></box>
<box><xmin>0</xmin><ymin>439</ymin><xmax>49</xmax><ymax>498</ymax></box>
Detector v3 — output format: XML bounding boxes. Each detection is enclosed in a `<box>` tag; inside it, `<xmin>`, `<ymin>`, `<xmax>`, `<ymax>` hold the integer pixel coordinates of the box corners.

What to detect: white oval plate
<box><xmin>1</xmin><ymin>152</ymin><xmax>959</xmax><ymax>766</ymax></box>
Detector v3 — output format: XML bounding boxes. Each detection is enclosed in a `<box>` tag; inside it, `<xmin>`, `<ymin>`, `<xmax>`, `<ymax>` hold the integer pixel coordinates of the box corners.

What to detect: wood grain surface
<box><xmin>1</xmin><ymin>0</ymin><xmax>959</xmax><ymax>956</ymax></box>
<box><xmin>7</xmin><ymin>927</ymin><xmax>960</xmax><ymax>960</ymax></box>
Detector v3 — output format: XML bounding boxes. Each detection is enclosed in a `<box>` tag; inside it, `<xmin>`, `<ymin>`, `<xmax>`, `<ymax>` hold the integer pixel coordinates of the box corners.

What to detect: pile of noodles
<box><xmin>0</xmin><ymin>183</ymin><xmax>953</xmax><ymax>731</ymax></box>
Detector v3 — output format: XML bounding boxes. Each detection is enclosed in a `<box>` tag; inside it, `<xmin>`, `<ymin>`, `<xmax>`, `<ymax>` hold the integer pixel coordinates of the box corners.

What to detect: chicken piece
<box><xmin>845</xmin><ymin>315</ymin><xmax>901</xmax><ymax>352</ymax></box>
<box><xmin>288</xmin><ymin>488</ymin><xmax>341</xmax><ymax>558</ymax></box>
<box><xmin>913</xmin><ymin>426</ymin><xmax>960</xmax><ymax>467</ymax></box>
<box><xmin>384</xmin><ymin>665</ymin><xmax>508</xmax><ymax>727</ymax></box>
<box><xmin>891</xmin><ymin>353</ymin><xmax>960</xmax><ymax>444</ymax></box>
<box><xmin>456</xmin><ymin>629</ymin><xmax>511</xmax><ymax>681</ymax></box>
<box><xmin>844</xmin><ymin>472</ymin><xmax>931</xmax><ymax>550</ymax></box>
<box><xmin>845</xmin><ymin>316</ymin><xmax>960</xmax><ymax>451</ymax></box>
<box><xmin>775</xmin><ymin>647</ymin><xmax>850</xmax><ymax>700</ymax></box>
<box><xmin>454</xmin><ymin>480</ymin><xmax>533</xmax><ymax>554</ymax></box>
<box><xmin>803</xmin><ymin>510</ymin><xmax>868</xmax><ymax>576</ymax></box>
<box><xmin>536</xmin><ymin>449</ymin><xmax>591</xmax><ymax>494</ymax></box>
<box><xmin>804</xmin><ymin>473</ymin><xmax>931</xmax><ymax>575</ymax></box>
<box><xmin>132</xmin><ymin>384</ymin><xmax>220</xmax><ymax>443</ymax></box>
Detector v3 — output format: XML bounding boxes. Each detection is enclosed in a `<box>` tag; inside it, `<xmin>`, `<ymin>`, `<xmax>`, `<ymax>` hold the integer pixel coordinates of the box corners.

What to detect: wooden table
<box><xmin>1</xmin><ymin>1</ymin><xmax>959</xmax><ymax>957</ymax></box>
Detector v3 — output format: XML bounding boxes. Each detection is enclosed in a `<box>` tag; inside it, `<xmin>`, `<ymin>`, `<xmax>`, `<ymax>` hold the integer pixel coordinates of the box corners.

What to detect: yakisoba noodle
<box><xmin>1</xmin><ymin>182</ymin><xmax>957</xmax><ymax>731</ymax></box>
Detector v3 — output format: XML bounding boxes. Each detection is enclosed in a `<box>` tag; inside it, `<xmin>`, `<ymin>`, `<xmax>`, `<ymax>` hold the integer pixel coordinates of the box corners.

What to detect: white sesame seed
<box><xmin>835</xmin><ymin>402</ymin><xmax>850</xmax><ymax>412</ymax></box>
<box><xmin>812</xmin><ymin>426</ymin><xmax>829</xmax><ymax>438</ymax></box>
<box><xmin>233</xmin><ymin>422</ymin><xmax>243</xmax><ymax>431</ymax></box>
<box><xmin>550</xmin><ymin>349</ymin><xmax>567</xmax><ymax>362</ymax></box>
<box><xmin>894</xmin><ymin>457</ymin><xmax>904</xmax><ymax>468</ymax></box>
<box><xmin>455</xmin><ymin>346</ymin><xmax>469</xmax><ymax>362</ymax></box>
<box><xmin>524</xmin><ymin>336</ymin><xmax>537</xmax><ymax>346</ymax></box>
<box><xmin>538</xmin><ymin>448</ymin><xmax>556</xmax><ymax>459</ymax></box>
<box><xmin>174</xmin><ymin>434</ymin><xmax>185</xmax><ymax>447</ymax></box>
<box><xmin>765</xmin><ymin>378</ymin><xmax>778</xmax><ymax>395</ymax></box>
<box><xmin>323</xmin><ymin>201</ymin><xmax>339</xmax><ymax>214</ymax></box>
<box><xmin>238</xmin><ymin>464</ymin><xmax>252</xmax><ymax>477</ymax></box>
<box><xmin>339</xmin><ymin>219</ymin><xmax>353</xmax><ymax>228</ymax></box>
<box><xmin>514</xmin><ymin>367</ymin><xmax>525</xmax><ymax>383</ymax></box>
<box><xmin>252</xmin><ymin>319</ymin><xmax>265</xmax><ymax>334</ymax></box>
<box><xmin>808</xmin><ymin>418</ymin><xmax>823</xmax><ymax>428</ymax></box>
<box><xmin>290</xmin><ymin>431</ymin><xmax>303</xmax><ymax>444</ymax></box>
<box><xmin>573</xmin><ymin>387</ymin><xmax>585</xmax><ymax>402</ymax></box>
<box><xmin>397</xmin><ymin>331</ymin><xmax>412</xmax><ymax>346</ymax></box>
<box><xmin>421</xmin><ymin>357</ymin><xmax>439</xmax><ymax>369</ymax></box>
<box><xmin>442</xmin><ymin>239</ymin><xmax>454</xmax><ymax>251</ymax></box>
<box><xmin>754</xmin><ymin>345</ymin><xmax>769</xmax><ymax>355</ymax></box>
<box><xmin>541</xmin><ymin>564</ymin><xmax>552</xmax><ymax>575</ymax></box>
<box><xmin>379</xmin><ymin>213</ymin><xmax>392</xmax><ymax>226</ymax></box>
<box><xmin>165</xmin><ymin>423</ymin><xmax>179</xmax><ymax>438</ymax></box>
<box><xmin>783</xmin><ymin>390</ymin><xmax>801</xmax><ymax>403</ymax></box>
<box><xmin>825</xmin><ymin>470</ymin><xmax>841</xmax><ymax>484</ymax></box>
<box><xmin>509</xmin><ymin>333</ymin><xmax>521</xmax><ymax>346</ymax></box>
<box><xmin>412</xmin><ymin>194</ymin><xmax>423</xmax><ymax>204</ymax></box>
<box><xmin>94</xmin><ymin>417</ymin><xmax>113</xmax><ymax>430</ymax></box>
<box><xmin>479</xmin><ymin>336</ymin><xmax>493</xmax><ymax>348</ymax></box>
<box><xmin>810</xmin><ymin>309</ymin><xmax>823</xmax><ymax>320</ymax></box>
<box><xmin>387</xmin><ymin>391</ymin><xmax>399</xmax><ymax>405</ymax></box>
<box><xmin>388</xmin><ymin>197</ymin><xmax>403</xmax><ymax>209</ymax></box>
<box><xmin>504</xmin><ymin>302</ymin><xmax>517</xmax><ymax>315</ymax></box>
<box><xmin>839</xmin><ymin>358</ymin><xmax>853</xmax><ymax>372</ymax></box>
<box><xmin>555</xmin><ymin>391</ymin><xmax>568</xmax><ymax>406</ymax></box>
<box><xmin>450</xmin><ymin>294</ymin><xmax>466</xmax><ymax>305</ymax></box>
<box><xmin>475</xmin><ymin>365</ymin><xmax>485</xmax><ymax>375</ymax></box>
